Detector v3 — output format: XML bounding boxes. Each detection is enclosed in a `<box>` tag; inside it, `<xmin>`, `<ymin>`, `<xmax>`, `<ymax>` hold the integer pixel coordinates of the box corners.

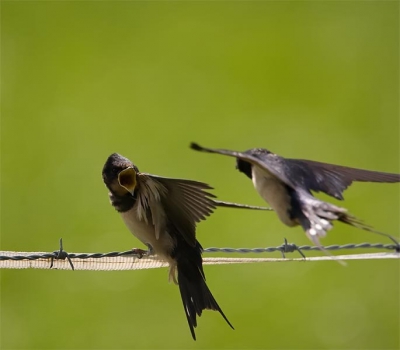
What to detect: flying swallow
<box><xmin>190</xmin><ymin>142</ymin><xmax>400</xmax><ymax>248</ymax></box>
<box><xmin>102</xmin><ymin>153</ymin><xmax>269</xmax><ymax>340</ymax></box>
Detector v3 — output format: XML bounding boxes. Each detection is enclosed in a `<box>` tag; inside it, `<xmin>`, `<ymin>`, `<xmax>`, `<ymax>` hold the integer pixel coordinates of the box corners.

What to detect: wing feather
<box><xmin>146</xmin><ymin>174</ymin><xmax>217</xmax><ymax>246</ymax></box>
<box><xmin>287</xmin><ymin>159</ymin><xmax>400</xmax><ymax>200</ymax></box>
<box><xmin>190</xmin><ymin>142</ymin><xmax>296</xmax><ymax>187</ymax></box>
<box><xmin>190</xmin><ymin>142</ymin><xmax>400</xmax><ymax>200</ymax></box>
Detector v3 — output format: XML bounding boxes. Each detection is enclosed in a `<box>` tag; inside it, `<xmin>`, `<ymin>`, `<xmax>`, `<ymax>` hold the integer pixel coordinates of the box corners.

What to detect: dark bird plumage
<box><xmin>190</xmin><ymin>143</ymin><xmax>400</xmax><ymax>247</ymax></box>
<box><xmin>102</xmin><ymin>153</ymin><xmax>267</xmax><ymax>339</ymax></box>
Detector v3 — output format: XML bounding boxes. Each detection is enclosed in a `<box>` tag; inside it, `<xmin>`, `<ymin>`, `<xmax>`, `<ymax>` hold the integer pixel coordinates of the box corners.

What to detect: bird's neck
<box><xmin>109</xmin><ymin>192</ymin><xmax>137</xmax><ymax>213</ymax></box>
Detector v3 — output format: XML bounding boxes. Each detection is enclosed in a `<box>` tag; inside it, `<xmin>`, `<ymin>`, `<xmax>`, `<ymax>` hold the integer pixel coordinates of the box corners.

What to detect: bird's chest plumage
<box><xmin>120</xmin><ymin>204</ymin><xmax>175</xmax><ymax>262</ymax></box>
<box><xmin>251</xmin><ymin>166</ymin><xmax>296</xmax><ymax>227</ymax></box>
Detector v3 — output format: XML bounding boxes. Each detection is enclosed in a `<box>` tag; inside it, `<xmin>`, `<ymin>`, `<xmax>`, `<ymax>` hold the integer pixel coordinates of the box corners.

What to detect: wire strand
<box><xmin>0</xmin><ymin>240</ymin><xmax>398</xmax><ymax>271</ymax></box>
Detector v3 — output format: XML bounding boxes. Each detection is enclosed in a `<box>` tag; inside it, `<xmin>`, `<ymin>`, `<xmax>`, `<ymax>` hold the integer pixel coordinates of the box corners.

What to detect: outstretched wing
<box><xmin>190</xmin><ymin>142</ymin><xmax>297</xmax><ymax>188</ymax></box>
<box><xmin>190</xmin><ymin>142</ymin><xmax>400</xmax><ymax>200</ymax></box>
<box><xmin>146</xmin><ymin>174</ymin><xmax>217</xmax><ymax>246</ymax></box>
<box><xmin>286</xmin><ymin>159</ymin><xmax>400</xmax><ymax>200</ymax></box>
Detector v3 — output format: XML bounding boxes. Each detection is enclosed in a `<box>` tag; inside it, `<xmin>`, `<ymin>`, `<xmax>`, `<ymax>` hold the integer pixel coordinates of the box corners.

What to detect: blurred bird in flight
<box><xmin>190</xmin><ymin>142</ymin><xmax>400</xmax><ymax>250</ymax></box>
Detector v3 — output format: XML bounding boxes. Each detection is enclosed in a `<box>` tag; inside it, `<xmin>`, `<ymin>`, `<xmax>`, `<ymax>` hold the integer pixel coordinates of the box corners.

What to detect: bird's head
<box><xmin>236</xmin><ymin>148</ymin><xmax>272</xmax><ymax>179</ymax></box>
<box><xmin>102</xmin><ymin>153</ymin><xmax>139</xmax><ymax>196</ymax></box>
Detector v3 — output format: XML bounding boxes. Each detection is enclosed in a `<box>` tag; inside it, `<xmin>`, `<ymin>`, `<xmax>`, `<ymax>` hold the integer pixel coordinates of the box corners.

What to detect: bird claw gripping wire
<box><xmin>131</xmin><ymin>244</ymin><xmax>154</xmax><ymax>259</ymax></box>
<box><xmin>279</xmin><ymin>238</ymin><xmax>306</xmax><ymax>259</ymax></box>
<box><xmin>50</xmin><ymin>238</ymin><xmax>75</xmax><ymax>270</ymax></box>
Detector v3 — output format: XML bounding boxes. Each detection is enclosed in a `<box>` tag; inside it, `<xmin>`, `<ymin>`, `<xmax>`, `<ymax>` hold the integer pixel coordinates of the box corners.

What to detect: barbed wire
<box><xmin>0</xmin><ymin>238</ymin><xmax>398</xmax><ymax>271</ymax></box>
<box><xmin>205</xmin><ymin>242</ymin><xmax>398</xmax><ymax>254</ymax></box>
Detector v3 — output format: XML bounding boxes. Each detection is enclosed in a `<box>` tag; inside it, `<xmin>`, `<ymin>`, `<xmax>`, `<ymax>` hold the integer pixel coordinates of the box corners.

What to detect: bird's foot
<box><xmin>131</xmin><ymin>248</ymin><xmax>149</xmax><ymax>259</ymax></box>
<box><xmin>131</xmin><ymin>244</ymin><xmax>154</xmax><ymax>259</ymax></box>
<box><xmin>131</xmin><ymin>248</ymin><xmax>146</xmax><ymax>258</ymax></box>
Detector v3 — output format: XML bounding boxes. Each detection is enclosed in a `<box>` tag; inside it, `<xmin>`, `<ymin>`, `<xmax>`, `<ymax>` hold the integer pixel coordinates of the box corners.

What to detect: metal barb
<box><xmin>50</xmin><ymin>238</ymin><xmax>75</xmax><ymax>271</ymax></box>
<box><xmin>279</xmin><ymin>238</ymin><xmax>306</xmax><ymax>259</ymax></box>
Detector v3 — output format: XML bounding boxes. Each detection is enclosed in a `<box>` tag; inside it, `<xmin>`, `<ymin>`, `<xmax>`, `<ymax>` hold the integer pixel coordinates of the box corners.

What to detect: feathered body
<box><xmin>191</xmin><ymin>143</ymin><xmax>400</xmax><ymax>246</ymax></box>
<box><xmin>102</xmin><ymin>153</ymin><xmax>249</xmax><ymax>340</ymax></box>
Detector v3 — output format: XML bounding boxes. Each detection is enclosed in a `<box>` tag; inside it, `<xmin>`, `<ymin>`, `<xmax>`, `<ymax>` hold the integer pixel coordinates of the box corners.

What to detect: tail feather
<box><xmin>177</xmin><ymin>256</ymin><xmax>233</xmax><ymax>340</ymax></box>
<box><xmin>338</xmin><ymin>213</ymin><xmax>400</xmax><ymax>247</ymax></box>
<box><xmin>295</xmin><ymin>195</ymin><xmax>399</xmax><ymax>263</ymax></box>
<box><xmin>300</xmin><ymin>196</ymin><xmax>399</xmax><ymax>248</ymax></box>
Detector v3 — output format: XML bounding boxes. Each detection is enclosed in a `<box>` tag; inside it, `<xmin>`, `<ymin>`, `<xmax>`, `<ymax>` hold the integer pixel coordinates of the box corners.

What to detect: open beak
<box><xmin>118</xmin><ymin>167</ymin><xmax>137</xmax><ymax>195</ymax></box>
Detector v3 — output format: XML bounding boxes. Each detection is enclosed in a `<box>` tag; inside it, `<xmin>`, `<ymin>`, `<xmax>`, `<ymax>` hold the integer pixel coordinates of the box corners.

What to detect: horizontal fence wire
<box><xmin>0</xmin><ymin>239</ymin><xmax>398</xmax><ymax>271</ymax></box>
<box><xmin>204</xmin><ymin>242</ymin><xmax>399</xmax><ymax>254</ymax></box>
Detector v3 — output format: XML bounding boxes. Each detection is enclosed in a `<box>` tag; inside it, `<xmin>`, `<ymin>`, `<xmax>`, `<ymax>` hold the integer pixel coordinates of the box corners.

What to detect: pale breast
<box><xmin>120</xmin><ymin>206</ymin><xmax>175</xmax><ymax>263</ymax></box>
<box><xmin>251</xmin><ymin>166</ymin><xmax>296</xmax><ymax>227</ymax></box>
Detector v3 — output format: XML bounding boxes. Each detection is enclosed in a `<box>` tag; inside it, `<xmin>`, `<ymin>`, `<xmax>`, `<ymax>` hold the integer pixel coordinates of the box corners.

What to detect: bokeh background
<box><xmin>1</xmin><ymin>1</ymin><xmax>399</xmax><ymax>349</ymax></box>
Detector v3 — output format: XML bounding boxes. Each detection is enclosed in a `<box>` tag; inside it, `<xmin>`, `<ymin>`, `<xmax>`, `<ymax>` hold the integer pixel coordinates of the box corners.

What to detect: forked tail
<box><xmin>177</xmin><ymin>252</ymin><xmax>233</xmax><ymax>340</ymax></box>
<box><xmin>338</xmin><ymin>213</ymin><xmax>400</xmax><ymax>250</ymax></box>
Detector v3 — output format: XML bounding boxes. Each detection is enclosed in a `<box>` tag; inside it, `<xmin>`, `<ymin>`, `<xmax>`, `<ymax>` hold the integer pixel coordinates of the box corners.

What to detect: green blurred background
<box><xmin>1</xmin><ymin>1</ymin><xmax>399</xmax><ymax>349</ymax></box>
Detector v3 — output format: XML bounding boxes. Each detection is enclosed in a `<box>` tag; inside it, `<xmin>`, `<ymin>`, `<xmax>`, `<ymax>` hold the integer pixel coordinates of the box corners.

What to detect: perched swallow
<box><xmin>190</xmin><ymin>143</ymin><xmax>400</xmax><ymax>247</ymax></box>
<box><xmin>102</xmin><ymin>153</ymin><xmax>269</xmax><ymax>340</ymax></box>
